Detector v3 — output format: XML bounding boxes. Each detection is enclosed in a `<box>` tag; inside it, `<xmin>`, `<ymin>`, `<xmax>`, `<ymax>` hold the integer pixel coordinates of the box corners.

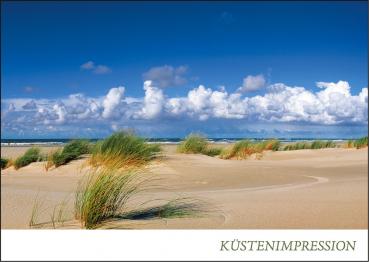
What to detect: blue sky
<box><xmin>1</xmin><ymin>2</ymin><xmax>368</xmax><ymax>138</ymax></box>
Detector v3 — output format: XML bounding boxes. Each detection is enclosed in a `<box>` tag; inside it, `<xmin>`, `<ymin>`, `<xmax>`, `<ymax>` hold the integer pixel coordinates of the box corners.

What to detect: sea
<box><xmin>0</xmin><ymin>138</ymin><xmax>348</xmax><ymax>146</ymax></box>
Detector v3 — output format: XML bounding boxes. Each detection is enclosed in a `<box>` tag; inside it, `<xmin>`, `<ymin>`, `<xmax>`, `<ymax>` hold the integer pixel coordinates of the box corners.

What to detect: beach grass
<box><xmin>353</xmin><ymin>136</ymin><xmax>368</xmax><ymax>149</ymax></box>
<box><xmin>29</xmin><ymin>195</ymin><xmax>69</xmax><ymax>229</ymax></box>
<box><xmin>177</xmin><ymin>133</ymin><xmax>223</xmax><ymax>156</ymax></box>
<box><xmin>177</xmin><ymin>133</ymin><xmax>208</xmax><ymax>154</ymax></box>
<box><xmin>14</xmin><ymin>147</ymin><xmax>44</xmax><ymax>169</ymax></box>
<box><xmin>311</xmin><ymin>140</ymin><xmax>336</xmax><ymax>149</ymax></box>
<box><xmin>47</xmin><ymin>140</ymin><xmax>91</xmax><ymax>169</ymax></box>
<box><xmin>220</xmin><ymin>139</ymin><xmax>280</xmax><ymax>160</ymax></box>
<box><xmin>1</xmin><ymin>158</ymin><xmax>9</xmax><ymax>169</ymax></box>
<box><xmin>346</xmin><ymin>140</ymin><xmax>354</xmax><ymax>148</ymax></box>
<box><xmin>282</xmin><ymin>140</ymin><xmax>336</xmax><ymax>151</ymax></box>
<box><xmin>29</xmin><ymin>195</ymin><xmax>43</xmax><ymax>228</ymax></box>
<box><xmin>89</xmin><ymin>131</ymin><xmax>161</xmax><ymax>169</ymax></box>
<box><xmin>73</xmin><ymin>167</ymin><xmax>209</xmax><ymax>229</ymax></box>
<box><xmin>74</xmin><ymin>168</ymin><xmax>144</xmax><ymax>229</ymax></box>
<box><xmin>283</xmin><ymin>142</ymin><xmax>310</xmax><ymax>151</ymax></box>
<box><xmin>204</xmin><ymin>147</ymin><xmax>223</xmax><ymax>157</ymax></box>
<box><xmin>220</xmin><ymin>140</ymin><xmax>254</xmax><ymax>159</ymax></box>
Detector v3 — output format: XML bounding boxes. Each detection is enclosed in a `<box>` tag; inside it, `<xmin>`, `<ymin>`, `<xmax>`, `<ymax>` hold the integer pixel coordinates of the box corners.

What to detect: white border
<box><xmin>1</xmin><ymin>230</ymin><xmax>368</xmax><ymax>261</ymax></box>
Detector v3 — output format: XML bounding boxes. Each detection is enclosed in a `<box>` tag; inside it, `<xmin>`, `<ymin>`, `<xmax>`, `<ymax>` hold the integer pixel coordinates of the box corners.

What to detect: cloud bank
<box><xmin>1</xmin><ymin>80</ymin><xmax>367</xmax><ymax>138</ymax></box>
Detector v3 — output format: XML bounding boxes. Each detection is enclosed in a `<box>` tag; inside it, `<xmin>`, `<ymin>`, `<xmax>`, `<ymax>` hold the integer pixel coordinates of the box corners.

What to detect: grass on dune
<box><xmin>14</xmin><ymin>147</ymin><xmax>45</xmax><ymax>170</ymax></box>
<box><xmin>46</xmin><ymin>140</ymin><xmax>92</xmax><ymax>170</ymax></box>
<box><xmin>177</xmin><ymin>133</ymin><xmax>223</xmax><ymax>157</ymax></box>
<box><xmin>74</xmin><ymin>168</ymin><xmax>207</xmax><ymax>229</ymax></box>
<box><xmin>89</xmin><ymin>131</ymin><xmax>161</xmax><ymax>169</ymax></box>
<box><xmin>203</xmin><ymin>147</ymin><xmax>223</xmax><ymax>157</ymax></box>
<box><xmin>310</xmin><ymin>140</ymin><xmax>336</xmax><ymax>149</ymax></box>
<box><xmin>28</xmin><ymin>168</ymin><xmax>208</xmax><ymax>229</ymax></box>
<box><xmin>220</xmin><ymin>139</ymin><xmax>280</xmax><ymax>160</ymax></box>
<box><xmin>346</xmin><ymin>140</ymin><xmax>354</xmax><ymax>148</ymax></box>
<box><xmin>283</xmin><ymin>142</ymin><xmax>310</xmax><ymax>151</ymax></box>
<box><xmin>353</xmin><ymin>136</ymin><xmax>368</xmax><ymax>149</ymax></box>
<box><xmin>74</xmin><ymin>169</ymin><xmax>143</xmax><ymax>229</ymax></box>
<box><xmin>1</xmin><ymin>158</ymin><xmax>9</xmax><ymax>169</ymax></box>
<box><xmin>346</xmin><ymin>137</ymin><xmax>368</xmax><ymax>149</ymax></box>
<box><xmin>283</xmin><ymin>140</ymin><xmax>336</xmax><ymax>151</ymax></box>
<box><xmin>177</xmin><ymin>133</ymin><xmax>208</xmax><ymax>154</ymax></box>
<box><xmin>29</xmin><ymin>196</ymin><xmax>70</xmax><ymax>229</ymax></box>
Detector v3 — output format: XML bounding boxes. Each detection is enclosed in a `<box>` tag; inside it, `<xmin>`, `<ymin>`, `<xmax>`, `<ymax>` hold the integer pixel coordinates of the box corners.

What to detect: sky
<box><xmin>1</xmin><ymin>1</ymin><xmax>368</xmax><ymax>139</ymax></box>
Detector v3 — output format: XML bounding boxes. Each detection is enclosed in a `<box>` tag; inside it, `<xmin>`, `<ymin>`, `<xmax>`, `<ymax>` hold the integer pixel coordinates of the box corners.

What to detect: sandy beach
<box><xmin>1</xmin><ymin>145</ymin><xmax>367</xmax><ymax>229</ymax></box>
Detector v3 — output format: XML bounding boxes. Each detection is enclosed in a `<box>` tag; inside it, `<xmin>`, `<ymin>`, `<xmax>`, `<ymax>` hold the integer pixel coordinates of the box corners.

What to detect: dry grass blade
<box><xmin>29</xmin><ymin>194</ymin><xmax>44</xmax><ymax>228</ymax></box>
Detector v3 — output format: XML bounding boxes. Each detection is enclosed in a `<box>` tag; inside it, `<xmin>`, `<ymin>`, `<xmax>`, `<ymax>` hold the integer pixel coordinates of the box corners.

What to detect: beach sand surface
<box><xmin>1</xmin><ymin>145</ymin><xmax>367</xmax><ymax>229</ymax></box>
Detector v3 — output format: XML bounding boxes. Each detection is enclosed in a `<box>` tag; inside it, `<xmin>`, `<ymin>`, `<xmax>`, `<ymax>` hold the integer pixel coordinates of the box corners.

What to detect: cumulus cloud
<box><xmin>53</xmin><ymin>103</ymin><xmax>67</xmax><ymax>124</ymax></box>
<box><xmin>1</xmin><ymin>80</ymin><xmax>367</xmax><ymax>137</ymax></box>
<box><xmin>135</xmin><ymin>81</ymin><xmax>164</xmax><ymax>119</ymax></box>
<box><xmin>80</xmin><ymin>61</ymin><xmax>111</xmax><ymax>74</ymax></box>
<box><xmin>142</xmin><ymin>65</ymin><xmax>188</xmax><ymax>88</ymax></box>
<box><xmin>102</xmin><ymin>86</ymin><xmax>125</xmax><ymax>119</ymax></box>
<box><xmin>238</xmin><ymin>74</ymin><xmax>266</xmax><ymax>92</ymax></box>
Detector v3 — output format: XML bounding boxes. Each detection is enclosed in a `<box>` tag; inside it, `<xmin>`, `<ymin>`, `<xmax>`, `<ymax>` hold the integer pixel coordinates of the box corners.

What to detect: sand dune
<box><xmin>1</xmin><ymin>146</ymin><xmax>367</xmax><ymax>229</ymax></box>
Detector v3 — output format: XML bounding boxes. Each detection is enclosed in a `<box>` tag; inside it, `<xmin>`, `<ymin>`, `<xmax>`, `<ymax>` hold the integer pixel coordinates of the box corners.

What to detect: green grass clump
<box><xmin>1</xmin><ymin>158</ymin><xmax>9</xmax><ymax>169</ymax></box>
<box><xmin>177</xmin><ymin>133</ymin><xmax>208</xmax><ymax>154</ymax></box>
<box><xmin>74</xmin><ymin>168</ymin><xmax>207</xmax><ymax>229</ymax></box>
<box><xmin>90</xmin><ymin>131</ymin><xmax>161</xmax><ymax>169</ymax></box>
<box><xmin>311</xmin><ymin>140</ymin><xmax>336</xmax><ymax>149</ymax></box>
<box><xmin>220</xmin><ymin>139</ymin><xmax>281</xmax><ymax>160</ymax></box>
<box><xmin>257</xmin><ymin>139</ymin><xmax>281</xmax><ymax>151</ymax></box>
<box><xmin>177</xmin><ymin>133</ymin><xmax>223</xmax><ymax>157</ymax></box>
<box><xmin>14</xmin><ymin>147</ymin><xmax>43</xmax><ymax>169</ymax></box>
<box><xmin>346</xmin><ymin>140</ymin><xmax>354</xmax><ymax>148</ymax></box>
<box><xmin>204</xmin><ymin>147</ymin><xmax>223</xmax><ymax>157</ymax></box>
<box><xmin>354</xmin><ymin>136</ymin><xmax>368</xmax><ymax>149</ymax></box>
<box><xmin>283</xmin><ymin>140</ymin><xmax>336</xmax><ymax>151</ymax></box>
<box><xmin>50</xmin><ymin>140</ymin><xmax>91</xmax><ymax>168</ymax></box>
<box><xmin>283</xmin><ymin>142</ymin><xmax>310</xmax><ymax>151</ymax></box>
<box><xmin>220</xmin><ymin>140</ymin><xmax>254</xmax><ymax>159</ymax></box>
<box><xmin>74</xmin><ymin>169</ymin><xmax>145</xmax><ymax>229</ymax></box>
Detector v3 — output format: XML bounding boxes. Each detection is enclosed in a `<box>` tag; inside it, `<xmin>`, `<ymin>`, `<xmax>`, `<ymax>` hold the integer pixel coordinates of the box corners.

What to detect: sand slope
<box><xmin>1</xmin><ymin>146</ymin><xmax>367</xmax><ymax>229</ymax></box>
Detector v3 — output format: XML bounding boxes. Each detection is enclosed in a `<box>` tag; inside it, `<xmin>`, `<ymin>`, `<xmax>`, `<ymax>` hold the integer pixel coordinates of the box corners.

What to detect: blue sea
<box><xmin>1</xmin><ymin>138</ymin><xmax>348</xmax><ymax>146</ymax></box>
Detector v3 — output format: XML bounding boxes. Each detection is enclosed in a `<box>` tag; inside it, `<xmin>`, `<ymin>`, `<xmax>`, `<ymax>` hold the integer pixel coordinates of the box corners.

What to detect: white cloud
<box><xmin>135</xmin><ymin>81</ymin><xmax>164</xmax><ymax>119</ymax></box>
<box><xmin>53</xmin><ymin>103</ymin><xmax>67</xmax><ymax>124</ymax></box>
<box><xmin>102</xmin><ymin>86</ymin><xmax>125</xmax><ymax>119</ymax></box>
<box><xmin>80</xmin><ymin>61</ymin><xmax>111</xmax><ymax>74</ymax></box>
<box><xmin>238</xmin><ymin>74</ymin><xmax>266</xmax><ymax>92</ymax></box>
<box><xmin>142</xmin><ymin>65</ymin><xmax>188</xmax><ymax>88</ymax></box>
<box><xmin>1</xmin><ymin>80</ymin><xmax>367</xmax><ymax>137</ymax></box>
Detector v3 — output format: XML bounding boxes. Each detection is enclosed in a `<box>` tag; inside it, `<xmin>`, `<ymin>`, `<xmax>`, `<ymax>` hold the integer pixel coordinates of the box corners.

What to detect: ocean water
<box><xmin>1</xmin><ymin>138</ymin><xmax>347</xmax><ymax>146</ymax></box>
